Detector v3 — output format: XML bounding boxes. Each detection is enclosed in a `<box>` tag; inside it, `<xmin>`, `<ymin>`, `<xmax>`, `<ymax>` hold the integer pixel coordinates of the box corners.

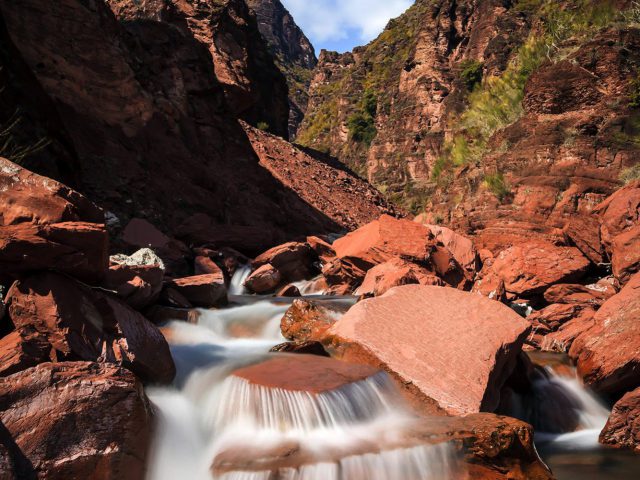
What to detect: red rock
<box><xmin>425</xmin><ymin>224</ymin><xmax>479</xmax><ymax>283</ymax></box>
<box><xmin>471</xmin><ymin>257</ymin><xmax>507</xmax><ymax>302</ymax></box>
<box><xmin>167</xmin><ymin>274</ymin><xmax>227</xmax><ymax>308</ymax></box>
<box><xmin>269</xmin><ymin>341</ymin><xmax>328</xmax><ymax>356</ymax></box>
<box><xmin>491</xmin><ymin>241</ymin><xmax>591</xmax><ymax>296</ymax></box>
<box><xmin>253</xmin><ymin>242</ymin><xmax>317</xmax><ymax>282</ymax></box>
<box><xmin>526</xmin><ymin>304</ymin><xmax>596</xmax><ymax>352</ymax></box>
<box><xmin>611</xmin><ymin>224</ymin><xmax>640</xmax><ymax>284</ymax></box>
<box><xmin>0</xmin><ymin>221</ymin><xmax>108</xmax><ymax>282</ymax></box>
<box><xmin>0</xmin><ymin>157</ymin><xmax>103</xmax><ymax>226</ymax></box>
<box><xmin>212</xmin><ymin>413</ymin><xmax>552</xmax><ymax>480</ymax></box>
<box><xmin>104</xmin><ymin>263</ymin><xmax>164</xmax><ymax>310</ymax></box>
<box><xmin>232</xmin><ymin>355</ymin><xmax>380</xmax><ymax>394</ymax></box>
<box><xmin>542</xmin><ymin>314</ymin><xmax>596</xmax><ymax>354</ymax></box>
<box><xmin>333</xmin><ymin>215</ymin><xmax>434</xmax><ymax>271</ymax></box>
<box><xmin>159</xmin><ymin>287</ymin><xmax>193</xmax><ymax>309</ymax></box>
<box><xmin>576</xmin><ymin>272</ymin><xmax>640</xmax><ymax>396</ymax></box>
<box><xmin>321</xmin><ymin>257</ymin><xmax>366</xmax><ymax>294</ymax></box>
<box><xmin>0</xmin><ymin>328</ymin><xmax>52</xmax><ymax>377</ymax></box>
<box><xmin>7</xmin><ymin>272</ymin><xmax>175</xmax><ymax>384</ymax></box>
<box><xmin>357</xmin><ymin>259</ymin><xmax>442</xmax><ymax>297</ymax></box>
<box><xmin>306</xmin><ymin>235</ymin><xmax>336</xmax><ymax>264</ymax></box>
<box><xmin>594</xmin><ymin>180</ymin><xmax>640</xmax><ymax>251</ymax></box>
<box><xmin>244</xmin><ymin>264</ymin><xmax>282</xmax><ymax>294</ymax></box>
<box><xmin>275</xmin><ymin>284</ymin><xmax>301</xmax><ymax>297</ymax></box>
<box><xmin>325</xmin><ymin>285</ymin><xmax>530</xmax><ymax>415</ymax></box>
<box><xmin>600</xmin><ymin>387</ymin><xmax>640</xmax><ymax>453</ymax></box>
<box><xmin>0</xmin><ymin>362</ymin><xmax>152</xmax><ymax>480</ymax></box>
<box><xmin>145</xmin><ymin>305</ymin><xmax>200</xmax><ymax>325</ymax></box>
<box><xmin>543</xmin><ymin>283</ymin><xmax>612</xmax><ymax>306</ymax></box>
<box><xmin>194</xmin><ymin>255</ymin><xmax>224</xmax><ymax>276</ymax></box>
<box><xmin>281</xmin><ymin>299</ymin><xmax>350</xmax><ymax>343</ymax></box>
<box><xmin>563</xmin><ymin>215</ymin><xmax>604</xmax><ymax>265</ymax></box>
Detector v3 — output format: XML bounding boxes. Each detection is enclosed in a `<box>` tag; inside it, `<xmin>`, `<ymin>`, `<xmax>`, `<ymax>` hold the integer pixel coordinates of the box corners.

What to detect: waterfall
<box><xmin>230</xmin><ymin>264</ymin><xmax>252</xmax><ymax>296</ymax></box>
<box><xmin>146</xmin><ymin>297</ymin><xmax>459</xmax><ymax>480</ymax></box>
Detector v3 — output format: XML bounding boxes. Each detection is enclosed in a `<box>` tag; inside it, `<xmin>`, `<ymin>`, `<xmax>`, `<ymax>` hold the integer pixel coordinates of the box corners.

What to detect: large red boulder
<box><xmin>0</xmin><ymin>362</ymin><xmax>152</xmax><ymax>480</ymax></box>
<box><xmin>166</xmin><ymin>273</ymin><xmax>227</xmax><ymax>307</ymax></box>
<box><xmin>563</xmin><ymin>215</ymin><xmax>604</xmax><ymax>265</ymax></box>
<box><xmin>600</xmin><ymin>387</ymin><xmax>640</xmax><ymax>453</ymax></box>
<box><xmin>253</xmin><ymin>242</ymin><xmax>317</xmax><ymax>282</ymax></box>
<box><xmin>543</xmin><ymin>283</ymin><xmax>613</xmax><ymax>306</ymax></box>
<box><xmin>0</xmin><ymin>158</ymin><xmax>107</xmax><ymax>282</ymax></box>
<box><xmin>324</xmin><ymin>285</ymin><xmax>530</xmax><ymax>415</ymax></box>
<box><xmin>333</xmin><ymin>215</ymin><xmax>434</xmax><ymax>271</ymax></box>
<box><xmin>576</xmin><ymin>272</ymin><xmax>640</xmax><ymax>396</ymax></box>
<box><xmin>0</xmin><ymin>157</ymin><xmax>103</xmax><ymax>226</ymax></box>
<box><xmin>6</xmin><ymin>273</ymin><xmax>175</xmax><ymax>384</ymax></box>
<box><xmin>425</xmin><ymin>224</ymin><xmax>479</xmax><ymax>284</ymax></box>
<box><xmin>104</xmin><ymin>251</ymin><xmax>165</xmax><ymax>310</ymax></box>
<box><xmin>0</xmin><ymin>222</ymin><xmax>108</xmax><ymax>283</ymax></box>
<box><xmin>490</xmin><ymin>241</ymin><xmax>590</xmax><ymax>296</ymax></box>
<box><xmin>610</xmin><ymin>225</ymin><xmax>640</xmax><ymax>284</ymax></box>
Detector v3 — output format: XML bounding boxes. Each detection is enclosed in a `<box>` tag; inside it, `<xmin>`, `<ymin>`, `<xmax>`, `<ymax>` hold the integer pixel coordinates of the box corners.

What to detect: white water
<box><xmin>229</xmin><ymin>265</ymin><xmax>252</xmax><ymax>296</ymax></box>
<box><xmin>146</xmin><ymin>297</ymin><xmax>459</xmax><ymax>480</ymax></box>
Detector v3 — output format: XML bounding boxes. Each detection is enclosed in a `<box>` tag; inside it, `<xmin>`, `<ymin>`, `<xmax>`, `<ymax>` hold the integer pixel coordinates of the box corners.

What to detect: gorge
<box><xmin>1</xmin><ymin>1</ymin><xmax>640</xmax><ymax>479</ymax></box>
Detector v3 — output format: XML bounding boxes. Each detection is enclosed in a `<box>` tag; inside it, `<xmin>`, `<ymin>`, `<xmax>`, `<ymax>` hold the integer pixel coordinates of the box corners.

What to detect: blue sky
<box><xmin>281</xmin><ymin>0</ymin><xmax>413</xmax><ymax>53</ymax></box>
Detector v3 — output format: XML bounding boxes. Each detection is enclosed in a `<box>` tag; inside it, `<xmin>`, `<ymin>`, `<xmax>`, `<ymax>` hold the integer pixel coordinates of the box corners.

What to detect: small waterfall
<box><xmin>147</xmin><ymin>297</ymin><xmax>459</xmax><ymax>480</ymax></box>
<box><xmin>292</xmin><ymin>275</ymin><xmax>327</xmax><ymax>295</ymax></box>
<box><xmin>230</xmin><ymin>264</ymin><xmax>252</xmax><ymax>295</ymax></box>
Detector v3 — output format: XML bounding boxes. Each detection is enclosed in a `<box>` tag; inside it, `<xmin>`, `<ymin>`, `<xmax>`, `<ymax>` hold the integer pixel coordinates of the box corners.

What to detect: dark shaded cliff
<box><xmin>246</xmin><ymin>0</ymin><xmax>317</xmax><ymax>138</ymax></box>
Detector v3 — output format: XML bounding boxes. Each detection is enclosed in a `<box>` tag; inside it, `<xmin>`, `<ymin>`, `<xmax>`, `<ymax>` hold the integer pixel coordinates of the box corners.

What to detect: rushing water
<box><xmin>146</xmin><ymin>296</ymin><xmax>458</xmax><ymax>480</ymax></box>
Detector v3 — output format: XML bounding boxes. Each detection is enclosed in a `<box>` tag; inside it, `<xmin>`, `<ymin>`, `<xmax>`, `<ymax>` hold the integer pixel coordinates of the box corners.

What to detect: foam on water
<box><xmin>229</xmin><ymin>265</ymin><xmax>252</xmax><ymax>296</ymax></box>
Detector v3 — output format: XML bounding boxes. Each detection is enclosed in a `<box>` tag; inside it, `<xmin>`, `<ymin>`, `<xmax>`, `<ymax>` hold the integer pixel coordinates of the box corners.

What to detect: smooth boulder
<box><xmin>0</xmin><ymin>362</ymin><xmax>152</xmax><ymax>480</ymax></box>
<box><xmin>244</xmin><ymin>264</ymin><xmax>282</xmax><ymax>294</ymax></box>
<box><xmin>324</xmin><ymin>285</ymin><xmax>530</xmax><ymax>415</ymax></box>
<box><xmin>6</xmin><ymin>272</ymin><xmax>175</xmax><ymax>384</ymax></box>
<box><xmin>166</xmin><ymin>273</ymin><xmax>227</xmax><ymax>307</ymax></box>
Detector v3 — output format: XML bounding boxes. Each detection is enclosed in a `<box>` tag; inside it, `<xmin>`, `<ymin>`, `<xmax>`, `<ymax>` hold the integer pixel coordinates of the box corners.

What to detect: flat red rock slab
<box><xmin>232</xmin><ymin>355</ymin><xmax>380</xmax><ymax>394</ymax></box>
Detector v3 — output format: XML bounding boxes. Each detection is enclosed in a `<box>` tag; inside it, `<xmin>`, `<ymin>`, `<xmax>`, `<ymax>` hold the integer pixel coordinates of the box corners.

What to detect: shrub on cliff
<box><xmin>460</xmin><ymin>60</ymin><xmax>484</xmax><ymax>91</ymax></box>
<box><xmin>347</xmin><ymin>90</ymin><xmax>378</xmax><ymax>146</ymax></box>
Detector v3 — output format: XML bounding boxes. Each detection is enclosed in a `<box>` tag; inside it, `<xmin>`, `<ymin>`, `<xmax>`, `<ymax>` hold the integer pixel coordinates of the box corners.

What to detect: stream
<box><xmin>145</xmin><ymin>277</ymin><xmax>639</xmax><ymax>479</ymax></box>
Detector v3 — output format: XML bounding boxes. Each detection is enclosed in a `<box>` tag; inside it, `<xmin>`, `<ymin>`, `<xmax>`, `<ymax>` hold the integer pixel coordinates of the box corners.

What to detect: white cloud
<box><xmin>281</xmin><ymin>0</ymin><xmax>413</xmax><ymax>48</ymax></box>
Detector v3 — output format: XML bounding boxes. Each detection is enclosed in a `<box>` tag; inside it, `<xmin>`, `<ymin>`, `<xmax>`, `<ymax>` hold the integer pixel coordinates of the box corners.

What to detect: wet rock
<box><xmin>194</xmin><ymin>255</ymin><xmax>224</xmax><ymax>276</ymax></box>
<box><xmin>232</xmin><ymin>355</ymin><xmax>380</xmax><ymax>394</ymax></box>
<box><xmin>490</xmin><ymin>241</ymin><xmax>591</xmax><ymax>296</ymax></box>
<box><xmin>600</xmin><ymin>387</ymin><xmax>640</xmax><ymax>453</ymax></box>
<box><xmin>280</xmin><ymin>299</ymin><xmax>350</xmax><ymax>343</ymax></box>
<box><xmin>0</xmin><ymin>328</ymin><xmax>52</xmax><ymax>377</ymax></box>
<box><xmin>325</xmin><ymin>285</ymin><xmax>530</xmax><ymax>415</ymax></box>
<box><xmin>275</xmin><ymin>284</ymin><xmax>301</xmax><ymax>297</ymax></box>
<box><xmin>104</xmin><ymin>263</ymin><xmax>164</xmax><ymax>310</ymax></box>
<box><xmin>0</xmin><ymin>362</ymin><xmax>152</xmax><ymax>480</ymax></box>
<box><xmin>270</xmin><ymin>341</ymin><xmax>328</xmax><ymax>357</ymax></box>
<box><xmin>166</xmin><ymin>274</ymin><xmax>227</xmax><ymax>308</ymax></box>
<box><xmin>253</xmin><ymin>242</ymin><xmax>317</xmax><ymax>282</ymax></box>
<box><xmin>7</xmin><ymin>272</ymin><xmax>175</xmax><ymax>384</ymax></box>
<box><xmin>357</xmin><ymin>259</ymin><xmax>442</xmax><ymax>297</ymax></box>
<box><xmin>576</xmin><ymin>272</ymin><xmax>640</xmax><ymax>396</ymax></box>
<box><xmin>244</xmin><ymin>264</ymin><xmax>282</xmax><ymax>294</ymax></box>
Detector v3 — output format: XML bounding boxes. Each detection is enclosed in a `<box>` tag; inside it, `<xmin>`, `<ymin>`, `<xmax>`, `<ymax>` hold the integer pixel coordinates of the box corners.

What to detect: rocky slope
<box><xmin>246</xmin><ymin>0</ymin><xmax>317</xmax><ymax>137</ymax></box>
<box><xmin>0</xmin><ymin>0</ymin><xmax>391</xmax><ymax>255</ymax></box>
<box><xmin>298</xmin><ymin>0</ymin><xmax>640</xmax><ymax>251</ymax></box>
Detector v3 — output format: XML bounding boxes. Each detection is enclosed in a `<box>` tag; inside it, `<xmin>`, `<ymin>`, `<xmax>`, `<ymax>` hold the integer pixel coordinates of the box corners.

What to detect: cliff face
<box><xmin>0</xmin><ymin>0</ymin><xmax>390</xmax><ymax>252</ymax></box>
<box><xmin>298</xmin><ymin>0</ymin><xmax>640</xmax><ymax>251</ymax></box>
<box><xmin>246</xmin><ymin>0</ymin><xmax>317</xmax><ymax>138</ymax></box>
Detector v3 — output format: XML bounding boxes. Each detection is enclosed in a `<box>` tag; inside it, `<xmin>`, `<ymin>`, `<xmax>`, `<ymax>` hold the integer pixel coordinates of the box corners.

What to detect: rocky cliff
<box><xmin>298</xmin><ymin>0</ymin><xmax>640</xmax><ymax>252</ymax></box>
<box><xmin>0</xmin><ymin>0</ymin><xmax>393</xmax><ymax>253</ymax></box>
<box><xmin>246</xmin><ymin>0</ymin><xmax>317</xmax><ymax>138</ymax></box>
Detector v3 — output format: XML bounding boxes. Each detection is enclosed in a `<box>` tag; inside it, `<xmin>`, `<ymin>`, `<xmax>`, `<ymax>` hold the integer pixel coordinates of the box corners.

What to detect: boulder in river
<box><xmin>253</xmin><ymin>241</ymin><xmax>317</xmax><ymax>282</ymax></box>
<box><xmin>104</xmin><ymin>251</ymin><xmax>165</xmax><ymax>310</ymax></box>
<box><xmin>244</xmin><ymin>264</ymin><xmax>282</xmax><ymax>294</ymax></box>
<box><xmin>7</xmin><ymin>272</ymin><xmax>175</xmax><ymax>384</ymax></box>
<box><xmin>280</xmin><ymin>299</ymin><xmax>350</xmax><ymax>343</ymax></box>
<box><xmin>357</xmin><ymin>258</ymin><xmax>442</xmax><ymax>297</ymax></box>
<box><xmin>600</xmin><ymin>386</ymin><xmax>640</xmax><ymax>453</ymax></box>
<box><xmin>324</xmin><ymin>285</ymin><xmax>531</xmax><ymax>415</ymax></box>
<box><xmin>0</xmin><ymin>362</ymin><xmax>152</xmax><ymax>480</ymax></box>
<box><xmin>166</xmin><ymin>273</ymin><xmax>227</xmax><ymax>308</ymax></box>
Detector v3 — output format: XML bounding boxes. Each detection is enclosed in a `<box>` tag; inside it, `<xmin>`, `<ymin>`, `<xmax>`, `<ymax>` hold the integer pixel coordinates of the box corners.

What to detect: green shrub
<box><xmin>483</xmin><ymin>172</ymin><xmax>511</xmax><ymax>200</ymax></box>
<box><xmin>347</xmin><ymin>89</ymin><xmax>378</xmax><ymax>146</ymax></box>
<box><xmin>460</xmin><ymin>60</ymin><xmax>484</xmax><ymax>91</ymax></box>
<box><xmin>629</xmin><ymin>74</ymin><xmax>640</xmax><ymax>108</ymax></box>
<box><xmin>621</xmin><ymin>163</ymin><xmax>640</xmax><ymax>183</ymax></box>
<box><xmin>256</xmin><ymin>121</ymin><xmax>270</xmax><ymax>131</ymax></box>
